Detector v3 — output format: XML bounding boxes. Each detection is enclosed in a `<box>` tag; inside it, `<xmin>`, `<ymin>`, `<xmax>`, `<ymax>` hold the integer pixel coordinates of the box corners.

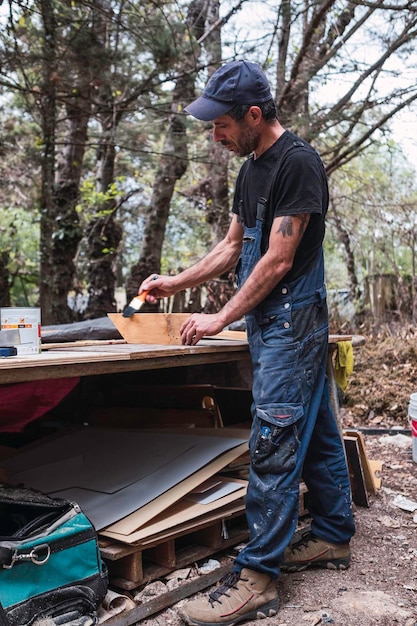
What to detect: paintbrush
<box><xmin>122</xmin><ymin>275</ymin><xmax>159</xmax><ymax>318</ymax></box>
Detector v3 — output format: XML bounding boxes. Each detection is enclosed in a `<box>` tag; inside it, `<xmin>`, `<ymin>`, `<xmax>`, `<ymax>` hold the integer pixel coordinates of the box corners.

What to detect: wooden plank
<box><xmin>102</xmin><ymin>446</ymin><xmax>248</xmax><ymax>539</ymax></box>
<box><xmin>344</xmin><ymin>436</ymin><xmax>369</xmax><ymax>507</ymax></box>
<box><xmin>101</xmin><ymin>483</ymin><xmax>308</xmax><ymax>590</ymax></box>
<box><xmin>0</xmin><ymin>348</ymin><xmax>131</xmax><ymax>367</ymax></box>
<box><xmin>215</xmin><ymin>330</ymin><xmax>248</xmax><ymax>341</ymax></box>
<box><xmin>104</xmin><ymin>563</ymin><xmax>233</xmax><ymax>626</ymax></box>
<box><xmin>344</xmin><ymin>429</ymin><xmax>381</xmax><ymax>494</ymax></box>
<box><xmin>368</xmin><ymin>460</ymin><xmax>383</xmax><ymax>490</ymax></box>
<box><xmin>191</xmin><ymin>521</ymin><xmax>224</xmax><ymax>550</ymax></box>
<box><xmin>108</xmin><ymin>313</ymin><xmax>190</xmax><ymax>345</ymax></box>
<box><xmin>41</xmin><ymin>339</ymin><xmax>126</xmax><ymax>350</ymax></box>
<box><xmin>147</xmin><ymin>541</ymin><xmax>177</xmax><ymax>568</ymax></box>
<box><xmin>0</xmin><ymin>335</ymin><xmax>358</xmax><ymax>384</ymax></box>
<box><xmin>0</xmin><ymin>342</ymin><xmax>251</xmax><ymax>383</ymax></box>
<box><xmin>110</xmin><ymin>550</ymin><xmax>143</xmax><ymax>584</ymax></box>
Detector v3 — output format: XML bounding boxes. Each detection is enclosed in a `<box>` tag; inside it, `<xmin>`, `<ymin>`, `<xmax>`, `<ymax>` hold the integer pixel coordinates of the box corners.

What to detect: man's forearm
<box><xmin>171</xmin><ymin>238</ymin><xmax>241</xmax><ymax>292</ymax></box>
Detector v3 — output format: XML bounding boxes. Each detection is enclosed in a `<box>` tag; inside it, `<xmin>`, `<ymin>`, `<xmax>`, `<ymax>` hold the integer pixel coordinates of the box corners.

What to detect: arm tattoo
<box><xmin>277</xmin><ymin>216</ymin><xmax>293</xmax><ymax>237</ymax></box>
<box><xmin>276</xmin><ymin>214</ymin><xmax>309</xmax><ymax>239</ymax></box>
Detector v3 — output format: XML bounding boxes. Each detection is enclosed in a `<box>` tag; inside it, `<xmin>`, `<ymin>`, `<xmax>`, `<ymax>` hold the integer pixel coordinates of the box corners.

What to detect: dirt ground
<box><xmin>133</xmin><ymin>331</ymin><xmax>417</xmax><ymax>626</ymax></box>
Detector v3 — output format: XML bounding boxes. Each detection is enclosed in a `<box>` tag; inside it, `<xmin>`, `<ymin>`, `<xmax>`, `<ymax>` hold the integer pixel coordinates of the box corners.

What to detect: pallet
<box><xmin>100</xmin><ymin>503</ymin><xmax>248</xmax><ymax>590</ymax></box>
<box><xmin>100</xmin><ymin>482</ymin><xmax>310</xmax><ymax>592</ymax></box>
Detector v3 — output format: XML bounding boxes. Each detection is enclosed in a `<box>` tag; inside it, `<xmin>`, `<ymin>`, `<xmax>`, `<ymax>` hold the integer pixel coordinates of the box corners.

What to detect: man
<box><xmin>139</xmin><ymin>60</ymin><xmax>355</xmax><ymax>626</ymax></box>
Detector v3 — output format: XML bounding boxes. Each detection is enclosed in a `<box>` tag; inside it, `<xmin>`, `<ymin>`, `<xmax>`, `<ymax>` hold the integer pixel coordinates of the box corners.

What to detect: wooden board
<box><xmin>0</xmin><ymin>341</ymin><xmax>251</xmax><ymax>384</ymax></box>
<box><xmin>41</xmin><ymin>339</ymin><xmax>126</xmax><ymax>350</ymax></box>
<box><xmin>344</xmin><ymin>436</ymin><xmax>369</xmax><ymax>507</ymax></box>
<box><xmin>108</xmin><ymin>313</ymin><xmax>189</xmax><ymax>345</ymax></box>
<box><xmin>368</xmin><ymin>460</ymin><xmax>383</xmax><ymax>490</ymax></box>
<box><xmin>103</xmin><ymin>562</ymin><xmax>233</xmax><ymax>625</ymax></box>
<box><xmin>344</xmin><ymin>429</ymin><xmax>382</xmax><ymax>493</ymax></box>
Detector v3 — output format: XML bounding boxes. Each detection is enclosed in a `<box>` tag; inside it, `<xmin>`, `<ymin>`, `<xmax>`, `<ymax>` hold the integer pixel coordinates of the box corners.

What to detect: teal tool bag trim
<box><xmin>0</xmin><ymin>484</ymin><xmax>108</xmax><ymax>626</ymax></box>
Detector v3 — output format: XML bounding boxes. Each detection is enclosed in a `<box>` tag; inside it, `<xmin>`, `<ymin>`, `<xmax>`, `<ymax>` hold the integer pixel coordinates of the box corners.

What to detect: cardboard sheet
<box><xmin>185</xmin><ymin>476</ymin><xmax>245</xmax><ymax>504</ymax></box>
<box><xmin>4</xmin><ymin>427</ymin><xmax>248</xmax><ymax>530</ymax></box>
<box><xmin>101</xmin><ymin>478</ymin><xmax>247</xmax><ymax>544</ymax></box>
<box><xmin>101</xmin><ymin>441</ymin><xmax>248</xmax><ymax>534</ymax></box>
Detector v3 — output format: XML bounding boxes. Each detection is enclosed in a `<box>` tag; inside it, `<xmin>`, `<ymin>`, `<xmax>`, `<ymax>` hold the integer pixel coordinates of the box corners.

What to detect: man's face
<box><xmin>212</xmin><ymin>113</ymin><xmax>260</xmax><ymax>157</ymax></box>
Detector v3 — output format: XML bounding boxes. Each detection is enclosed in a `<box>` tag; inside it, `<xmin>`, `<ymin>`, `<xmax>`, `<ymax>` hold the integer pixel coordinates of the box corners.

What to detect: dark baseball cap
<box><xmin>184</xmin><ymin>60</ymin><xmax>273</xmax><ymax>121</ymax></box>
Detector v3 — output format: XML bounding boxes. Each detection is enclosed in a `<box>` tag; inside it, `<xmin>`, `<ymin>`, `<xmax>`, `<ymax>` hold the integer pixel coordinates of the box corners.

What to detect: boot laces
<box><xmin>290</xmin><ymin>531</ymin><xmax>318</xmax><ymax>554</ymax></box>
<box><xmin>208</xmin><ymin>571</ymin><xmax>245</xmax><ymax>606</ymax></box>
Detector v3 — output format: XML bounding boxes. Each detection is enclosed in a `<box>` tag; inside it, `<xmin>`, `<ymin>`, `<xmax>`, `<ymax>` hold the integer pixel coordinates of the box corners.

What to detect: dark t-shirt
<box><xmin>232</xmin><ymin>130</ymin><xmax>329</xmax><ymax>283</ymax></box>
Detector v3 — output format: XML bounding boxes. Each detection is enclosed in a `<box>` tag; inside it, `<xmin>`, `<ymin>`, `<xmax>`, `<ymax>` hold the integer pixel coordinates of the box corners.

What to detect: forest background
<box><xmin>1</xmin><ymin>0</ymin><xmax>417</xmax><ymax>331</ymax></box>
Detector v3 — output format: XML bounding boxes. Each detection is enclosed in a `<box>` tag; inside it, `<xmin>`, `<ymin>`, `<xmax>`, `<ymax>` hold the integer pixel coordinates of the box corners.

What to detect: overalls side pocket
<box><xmin>251</xmin><ymin>404</ymin><xmax>303</xmax><ymax>474</ymax></box>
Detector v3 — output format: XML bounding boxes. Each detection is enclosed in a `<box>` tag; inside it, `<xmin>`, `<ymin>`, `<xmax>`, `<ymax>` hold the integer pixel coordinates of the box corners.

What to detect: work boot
<box><xmin>280</xmin><ymin>530</ymin><xmax>351</xmax><ymax>572</ymax></box>
<box><xmin>179</xmin><ymin>568</ymin><xmax>279</xmax><ymax>625</ymax></box>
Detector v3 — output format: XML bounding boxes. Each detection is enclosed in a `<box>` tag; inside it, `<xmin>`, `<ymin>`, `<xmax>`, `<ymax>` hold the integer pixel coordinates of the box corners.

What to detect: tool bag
<box><xmin>0</xmin><ymin>483</ymin><xmax>108</xmax><ymax>626</ymax></box>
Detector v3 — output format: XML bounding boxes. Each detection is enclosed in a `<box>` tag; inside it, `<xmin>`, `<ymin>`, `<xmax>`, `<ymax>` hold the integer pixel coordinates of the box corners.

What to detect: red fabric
<box><xmin>0</xmin><ymin>378</ymin><xmax>80</xmax><ymax>432</ymax></box>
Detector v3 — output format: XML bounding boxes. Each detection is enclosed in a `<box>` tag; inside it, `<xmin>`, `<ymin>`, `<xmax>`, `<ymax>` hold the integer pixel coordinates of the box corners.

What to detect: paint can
<box><xmin>407</xmin><ymin>393</ymin><xmax>417</xmax><ymax>463</ymax></box>
<box><xmin>0</xmin><ymin>307</ymin><xmax>41</xmax><ymax>355</ymax></box>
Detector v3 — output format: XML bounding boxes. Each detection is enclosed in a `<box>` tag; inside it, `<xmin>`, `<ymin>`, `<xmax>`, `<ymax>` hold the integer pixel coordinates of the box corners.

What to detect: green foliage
<box><xmin>323</xmin><ymin>240</ymin><xmax>350</xmax><ymax>290</ymax></box>
<box><xmin>327</xmin><ymin>140</ymin><xmax>417</xmax><ymax>285</ymax></box>
<box><xmin>162</xmin><ymin>195</ymin><xmax>212</xmax><ymax>273</ymax></box>
<box><xmin>0</xmin><ymin>206</ymin><xmax>40</xmax><ymax>306</ymax></box>
<box><xmin>76</xmin><ymin>178</ymin><xmax>121</xmax><ymax>220</ymax></box>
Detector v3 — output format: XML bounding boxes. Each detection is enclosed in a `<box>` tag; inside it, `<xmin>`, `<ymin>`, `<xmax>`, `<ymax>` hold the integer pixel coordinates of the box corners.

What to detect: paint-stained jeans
<box><xmin>234</xmin><ymin>219</ymin><xmax>355</xmax><ymax>579</ymax></box>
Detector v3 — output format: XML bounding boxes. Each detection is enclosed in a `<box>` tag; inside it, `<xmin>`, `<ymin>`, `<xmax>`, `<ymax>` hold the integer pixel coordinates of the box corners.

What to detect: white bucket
<box><xmin>408</xmin><ymin>393</ymin><xmax>417</xmax><ymax>463</ymax></box>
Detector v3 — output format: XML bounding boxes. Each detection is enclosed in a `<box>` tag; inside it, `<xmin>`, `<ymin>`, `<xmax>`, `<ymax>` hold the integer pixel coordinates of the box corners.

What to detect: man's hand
<box><xmin>180</xmin><ymin>313</ymin><xmax>225</xmax><ymax>345</ymax></box>
<box><xmin>139</xmin><ymin>274</ymin><xmax>177</xmax><ymax>304</ymax></box>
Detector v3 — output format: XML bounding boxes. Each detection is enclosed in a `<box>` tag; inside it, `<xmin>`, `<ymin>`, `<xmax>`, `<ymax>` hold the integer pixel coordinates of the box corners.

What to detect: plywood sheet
<box><xmin>101</xmin><ymin>478</ymin><xmax>247</xmax><ymax>544</ymax></box>
<box><xmin>108</xmin><ymin>313</ymin><xmax>189</xmax><ymax>345</ymax></box>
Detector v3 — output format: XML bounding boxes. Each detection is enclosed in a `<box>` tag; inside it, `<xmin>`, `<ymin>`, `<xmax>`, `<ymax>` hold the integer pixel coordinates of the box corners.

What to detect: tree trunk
<box><xmin>328</xmin><ymin>200</ymin><xmax>364</xmax><ymax>323</ymax></box>
<box><xmin>82</xmin><ymin>2</ymin><xmax>124</xmax><ymax>319</ymax></box>
<box><xmin>125</xmin><ymin>0</ymin><xmax>208</xmax><ymax>306</ymax></box>
<box><xmin>202</xmin><ymin>0</ymin><xmax>236</xmax><ymax>314</ymax></box>
<box><xmin>84</xmin><ymin>212</ymin><xmax>122</xmax><ymax>318</ymax></box>
<box><xmin>125</xmin><ymin>110</ymin><xmax>190</xmax><ymax>308</ymax></box>
<box><xmin>0</xmin><ymin>252</ymin><xmax>11</xmax><ymax>307</ymax></box>
<box><xmin>38</xmin><ymin>0</ymin><xmax>58</xmax><ymax>325</ymax></box>
<box><xmin>84</xmin><ymin>99</ymin><xmax>123</xmax><ymax>319</ymax></box>
<box><xmin>49</xmin><ymin>87</ymin><xmax>91</xmax><ymax>323</ymax></box>
<box><xmin>38</xmin><ymin>2</ymin><xmax>96</xmax><ymax>324</ymax></box>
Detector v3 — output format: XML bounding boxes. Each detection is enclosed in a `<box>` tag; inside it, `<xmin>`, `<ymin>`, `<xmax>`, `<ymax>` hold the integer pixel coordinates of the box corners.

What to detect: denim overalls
<box><xmin>233</xmin><ymin>198</ymin><xmax>355</xmax><ymax>579</ymax></box>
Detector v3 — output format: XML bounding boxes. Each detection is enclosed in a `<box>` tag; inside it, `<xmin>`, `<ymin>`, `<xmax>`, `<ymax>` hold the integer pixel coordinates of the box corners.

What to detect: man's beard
<box><xmin>223</xmin><ymin>124</ymin><xmax>260</xmax><ymax>157</ymax></box>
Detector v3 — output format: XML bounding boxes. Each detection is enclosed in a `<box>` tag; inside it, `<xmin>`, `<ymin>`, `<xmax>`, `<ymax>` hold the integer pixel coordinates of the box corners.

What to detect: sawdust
<box><xmin>135</xmin><ymin>330</ymin><xmax>417</xmax><ymax>626</ymax></box>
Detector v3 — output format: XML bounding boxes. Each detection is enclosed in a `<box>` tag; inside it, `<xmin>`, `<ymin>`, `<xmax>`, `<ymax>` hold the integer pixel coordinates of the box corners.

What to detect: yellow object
<box><xmin>334</xmin><ymin>341</ymin><xmax>354</xmax><ymax>392</ymax></box>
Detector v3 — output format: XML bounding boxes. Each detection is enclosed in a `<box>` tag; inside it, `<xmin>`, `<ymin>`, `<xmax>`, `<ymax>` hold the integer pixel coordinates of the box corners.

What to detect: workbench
<box><xmin>0</xmin><ymin>339</ymin><xmax>250</xmax><ymax>384</ymax></box>
<box><xmin>0</xmin><ymin>334</ymin><xmax>363</xmax><ymax>420</ymax></box>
